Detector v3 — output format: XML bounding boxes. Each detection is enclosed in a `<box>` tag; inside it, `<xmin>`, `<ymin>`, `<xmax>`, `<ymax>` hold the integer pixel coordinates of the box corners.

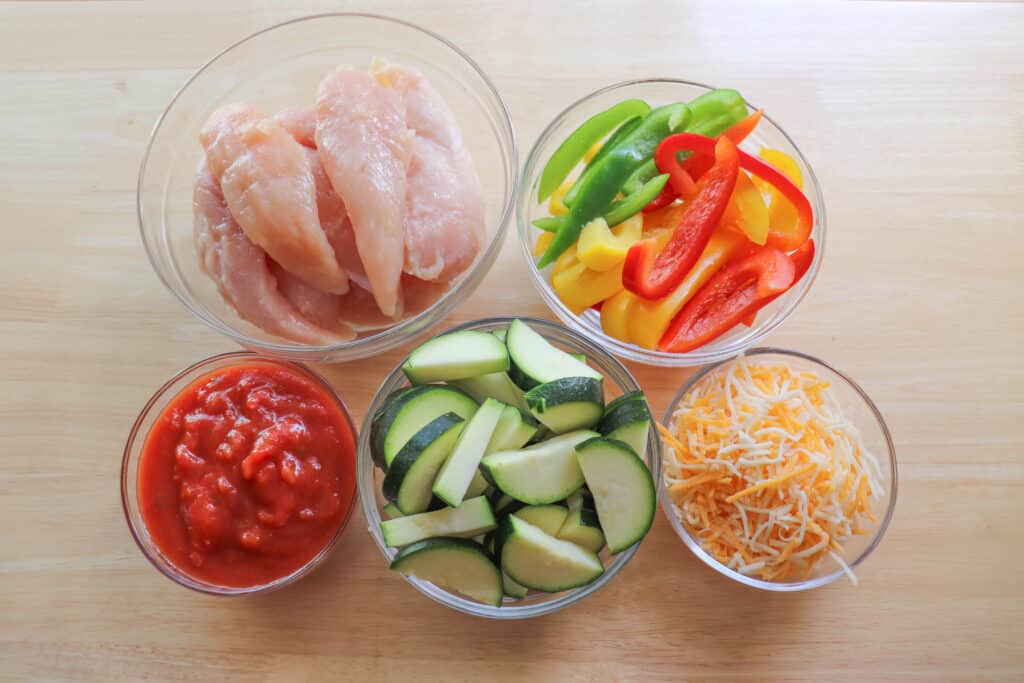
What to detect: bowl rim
<box><xmin>515</xmin><ymin>77</ymin><xmax>827</xmax><ymax>367</ymax></box>
<box><xmin>137</xmin><ymin>12</ymin><xmax>519</xmax><ymax>359</ymax></box>
<box><xmin>658</xmin><ymin>347</ymin><xmax>898</xmax><ymax>591</ymax></box>
<box><xmin>356</xmin><ymin>315</ymin><xmax>662</xmax><ymax>618</ymax></box>
<box><xmin>120</xmin><ymin>351</ymin><xmax>359</xmax><ymax>595</ymax></box>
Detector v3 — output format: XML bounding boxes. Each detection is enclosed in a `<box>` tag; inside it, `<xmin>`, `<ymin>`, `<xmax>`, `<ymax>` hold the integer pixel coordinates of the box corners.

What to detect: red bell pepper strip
<box><xmin>642</xmin><ymin>132</ymin><xmax>813</xmax><ymax>251</ymax></box>
<box><xmin>654</xmin><ymin>136</ymin><xmax>698</xmax><ymax>197</ymax></box>
<box><xmin>644</xmin><ymin>110</ymin><xmax>766</xmax><ymax>213</ymax></box>
<box><xmin>658</xmin><ymin>247</ymin><xmax>796</xmax><ymax>353</ymax></box>
<box><xmin>738</xmin><ymin>238</ymin><xmax>816</xmax><ymax>327</ymax></box>
<box><xmin>680</xmin><ymin>109</ymin><xmax>764</xmax><ymax>182</ymax></box>
<box><xmin>623</xmin><ymin>137</ymin><xmax>739</xmax><ymax>300</ymax></box>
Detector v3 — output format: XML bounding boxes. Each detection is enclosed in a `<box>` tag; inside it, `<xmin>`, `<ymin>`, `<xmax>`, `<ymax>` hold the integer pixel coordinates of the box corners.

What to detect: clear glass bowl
<box><xmin>121</xmin><ymin>352</ymin><xmax>358</xmax><ymax>595</ymax></box>
<box><xmin>517</xmin><ymin>79</ymin><xmax>826</xmax><ymax>367</ymax></box>
<box><xmin>138</xmin><ymin>13</ymin><xmax>517</xmax><ymax>362</ymax></box>
<box><xmin>357</xmin><ymin>316</ymin><xmax>662</xmax><ymax>618</ymax></box>
<box><xmin>659</xmin><ymin>348</ymin><xmax>897</xmax><ymax>591</ymax></box>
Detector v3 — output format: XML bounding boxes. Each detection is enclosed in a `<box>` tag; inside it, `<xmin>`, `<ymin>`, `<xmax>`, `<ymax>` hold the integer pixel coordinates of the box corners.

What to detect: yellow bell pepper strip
<box><xmin>551</xmin><ymin>241</ymin><xmax>580</xmax><ymax>277</ymax></box>
<box><xmin>600</xmin><ymin>289</ymin><xmax>636</xmax><ymax>344</ymax></box>
<box><xmin>628</xmin><ymin>228</ymin><xmax>751</xmax><ymax>349</ymax></box>
<box><xmin>537</xmin><ymin>99</ymin><xmax>650</xmax><ymax>202</ymax></box>
<box><xmin>751</xmin><ymin>148</ymin><xmax>804</xmax><ymax>244</ymax></box>
<box><xmin>582</xmin><ymin>139</ymin><xmax>603</xmax><ymax>164</ymax></box>
<box><xmin>722</xmin><ymin>170</ymin><xmax>769</xmax><ymax>245</ymax></box>
<box><xmin>576</xmin><ymin>214</ymin><xmax>643</xmax><ymax>271</ymax></box>
<box><xmin>552</xmin><ymin>261</ymin><xmax>627</xmax><ymax>315</ymax></box>
<box><xmin>548</xmin><ymin>180</ymin><xmax>574</xmax><ymax>216</ymax></box>
<box><xmin>533</xmin><ymin>230</ymin><xmax>555</xmax><ymax>257</ymax></box>
<box><xmin>622</xmin><ymin>137</ymin><xmax>739</xmax><ymax>300</ymax></box>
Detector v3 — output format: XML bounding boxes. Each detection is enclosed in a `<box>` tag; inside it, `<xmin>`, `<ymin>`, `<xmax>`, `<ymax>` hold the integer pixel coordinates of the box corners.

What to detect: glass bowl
<box><xmin>138</xmin><ymin>13</ymin><xmax>517</xmax><ymax>363</ymax></box>
<box><xmin>357</xmin><ymin>316</ymin><xmax>662</xmax><ymax>618</ymax></box>
<box><xmin>121</xmin><ymin>351</ymin><xmax>358</xmax><ymax>595</ymax></box>
<box><xmin>659</xmin><ymin>348</ymin><xmax>897</xmax><ymax>591</ymax></box>
<box><xmin>517</xmin><ymin>79</ymin><xmax>826</xmax><ymax>367</ymax></box>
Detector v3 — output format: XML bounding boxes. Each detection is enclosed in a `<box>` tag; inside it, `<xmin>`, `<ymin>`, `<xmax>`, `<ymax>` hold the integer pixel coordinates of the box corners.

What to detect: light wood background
<box><xmin>2</xmin><ymin>1</ymin><xmax>1022</xmax><ymax>681</ymax></box>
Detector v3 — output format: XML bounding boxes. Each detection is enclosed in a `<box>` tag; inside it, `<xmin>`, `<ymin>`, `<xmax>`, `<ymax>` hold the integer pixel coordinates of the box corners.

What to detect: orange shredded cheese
<box><xmin>660</xmin><ymin>355</ymin><xmax>885</xmax><ymax>584</ymax></box>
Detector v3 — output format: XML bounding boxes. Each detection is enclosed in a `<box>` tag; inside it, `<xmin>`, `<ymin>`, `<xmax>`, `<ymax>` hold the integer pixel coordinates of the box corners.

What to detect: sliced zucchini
<box><xmin>451</xmin><ymin>372</ymin><xmax>528</xmax><ymax>411</ymax></box>
<box><xmin>570</xmin><ymin>352</ymin><xmax>587</xmax><ymax>363</ymax></box>
<box><xmin>382</xmin><ymin>502</ymin><xmax>404</xmax><ymax>520</ymax></box>
<box><xmin>559</xmin><ymin>489</ymin><xmax>604</xmax><ymax>551</ymax></box>
<box><xmin>486</xmin><ymin>405</ymin><xmax>540</xmax><ymax>454</ymax></box>
<box><xmin>502</xmin><ymin>571</ymin><xmax>529</xmax><ymax>599</ymax></box>
<box><xmin>382</xmin><ymin>413</ymin><xmax>465</xmax><ymax>514</ymax></box>
<box><xmin>513</xmin><ymin>504</ymin><xmax>569</xmax><ymax>536</ymax></box>
<box><xmin>381</xmin><ymin>496</ymin><xmax>497</xmax><ymax>547</ymax></box>
<box><xmin>390</xmin><ymin>538</ymin><xmax>503</xmax><ymax>607</ymax></box>
<box><xmin>466</xmin><ymin>469</ymin><xmax>490</xmax><ymax>499</ymax></box>
<box><xmin>371</xmin><ymin>385</ymin><xmax>477</xmax><ymax>469</ymax></box>
<box><xmin>506</xmin><ymin>319</ymin><xmax>602</xmax><ymax>390</ymax></box>
<box><xmin>402</xmin><ymin>330</ymin><xmax>509</xmax><ymax>384</ymax></box>
<box><xmin>601</xmin><ymin>390</ymin><xmax>645</xmax><ymax>416</ymax></box>
<box><xmin>491</xmin><ymin>493</ymin><xmax>525</xmax><ymax>516</ymax></box>
<box><xmin>499</xmin><ymin>516</ymin><xmax>604</xmax><ymax>592</ymax></box>
<box><xmin>597</xmin><ymin>396</ymin><xmax>652</xmax><ymax>458</ymax></box>
<box><xmin>574</xmin><ymin>437</ymin><xmax>656</xmax><ymax>553</ymax></box>
<box><xmin>433</xmin><ymin>399</ymin><xmax>505</xmax><ymax>507</ymax></box>
<box><xmin>479</xmin><ymin>429</ymin><xmax>597</xmax><ymax>505</ymax></box>
<box><xmin>492</xmin><ymin>328</ymin><xmax>508</xmax><ymax>343</ymax></box>
<box><xmin>525</xmin><ymin>377</ymin><xmax>604</xmax><ymax>433</ymax></box>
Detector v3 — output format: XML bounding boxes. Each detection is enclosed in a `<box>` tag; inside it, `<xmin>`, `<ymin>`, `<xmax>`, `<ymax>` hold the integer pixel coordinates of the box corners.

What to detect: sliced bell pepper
<box><xmin>539</xmin><ymin>103</ymin><xmax>692</xmax><ymax>267</ymax></box>
<box><xmin>658</xmin><ymin>247</ymin><xmax>796</xmax><ymax>353</ymax></box>
<box><xmin>622</xmin><ymin>137</ymin><xmax>739</xmax><ymax>300</ymax></box>
<box><xmin>563</xmin><ymin>117</ymin><xmax>644</xmax><ymax>207</ymax></box>
<box><xmin>600</xmin><ymin>289</ymin><xmax>636</xmax><ymax>344</ymax></box>
<box><xmin>636</xmin><ymin>132</ymin><xmax>813</xmax><ymax>252</ymax></box>
<box><xmin>628</xmin><ymin>227</ymin><xmax>751</xmax><ymax>350</ymax></box>
<box><xmin>552</xmin><ymin>260</ymin><xmax>627</xmax><ymax>315</ymax></box>
<box><xmin>551</xmin><ymin>241</ymin><xmax>579</xmax><ymax>278</ymax></box>
<box><xmin>548</xmin><ymin>180</ymin><xmax>573</xmax><ymax>216</ymax></box>
<box><xmin>537</xmin><ymin>99</ymin><xmax>650</xmax><ymax>202</ymax></box>
<box><xmin>741</xmin><ymin>238</ymin><xmax>817</xmax><ymax>328</ymax></box>
<box><xmin>751</xmin><ymin>148</ymin><xmax>804</xmax><ymax>246</ymax></box>
<box><xmin>535</xmin><ymin>173</ymin><xmax>668</xmax><ymax>233</ymax></box>
<box><xmin>679</xmin><ymin>109</ymin><xmax>764</xmax><ymax>182</ymax></box>
<box><xmin>722</xmin><ymin>170</ymin><xmax>769</xmax><ymax>246</ymax></box>
<box><xmin>624</xmin><ymin>90</ymin><xmax>748</xmax><ymax>198</ymax></box>
<box><xmin>655</xmin><ymin>136</ymin><xmax>698</xmax><ymax>197</ymax></box>
<box><xmin>533</xmin><ymin>230</ymin><xmax>555</xmax><ymax>257</ymax></box>
<box><xmin>577</xmin><ymin>214</ymin><xmax>643</xmax><ymax>271</ymax></box>
<box><xmin>646</xmin><ymin>106</ymin><xmax>764</xmax><ymax>220</ymax></box>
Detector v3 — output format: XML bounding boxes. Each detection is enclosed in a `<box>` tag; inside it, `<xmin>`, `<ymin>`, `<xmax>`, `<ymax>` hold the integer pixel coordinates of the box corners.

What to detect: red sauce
<box><xmin>138</xmin><ymin>362</ymin><xmax>355</xmax><ymax>588</ymax></box>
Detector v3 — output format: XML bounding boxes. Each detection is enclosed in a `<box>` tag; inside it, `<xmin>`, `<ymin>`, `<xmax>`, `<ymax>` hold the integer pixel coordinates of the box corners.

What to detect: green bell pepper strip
<box><xmin>561</xmin><ymin>115</ymin><xmax>643</xmax><ymax>207</ymax></box>
<box><xmin>621</xmin><ymin>89</ymin><xmax>748</xmax><ymax>196</ymax></box>
<box><xmin>538</xmin><ymin>104</ymin><xmax>691</xmax><ymax>267</ymax></box>
<box><xmin>537</xmin><ymin>99</ymin><xmax>650</xmax><ymax>202</ymax></box>
<box><xmin>532</xmin><ymin>173</ymin><xmax>669</xmax><ymax>233</ymax></box>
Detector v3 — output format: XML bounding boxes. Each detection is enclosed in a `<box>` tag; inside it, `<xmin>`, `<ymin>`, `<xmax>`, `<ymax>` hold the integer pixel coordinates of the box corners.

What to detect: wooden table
<box><xmin>2</xmin><ymin>1</ymin><xmax>1022</xmax><ymax>680</ymax></box>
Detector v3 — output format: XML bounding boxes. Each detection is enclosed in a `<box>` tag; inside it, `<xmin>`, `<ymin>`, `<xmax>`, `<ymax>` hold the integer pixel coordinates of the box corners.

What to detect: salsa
<box><xmin>138</xmin><ymin>362</ymin><xmax>355</xmax><ymax>588</ymax></box>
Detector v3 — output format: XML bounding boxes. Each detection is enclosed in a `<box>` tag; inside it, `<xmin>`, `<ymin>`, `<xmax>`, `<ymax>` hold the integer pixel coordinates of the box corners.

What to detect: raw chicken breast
<box><xmin>200</xmin><ymin>103</ymin><xmax>349</xmax><ymax>295</ymax></box>
<box><xmin>193</xmin><ymin>162</ymin><xmax>351</xmax><ymax>345</ymax></box>
<box><xmin>300</xmin><ymin>146</ymin><xmax>371</xmax><ymax>292</ymax></box>
<box><xmin>275</xmin><ymin>106</ymin><xmax>317</xmax><ymax>148</ymax></box>
<box><xmin>374</xmin><ymin>64</ymin><xmax>486</xmax><ymax>282</ymax></box>
<box><xmin>315</xmin><ymin>67</ymin><xmax>410</xmax><ymax>316</ymax></box>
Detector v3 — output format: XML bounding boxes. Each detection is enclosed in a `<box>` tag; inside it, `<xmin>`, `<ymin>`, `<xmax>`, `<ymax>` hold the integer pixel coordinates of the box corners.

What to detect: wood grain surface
<box><xmin>1</xmin><ymin>1</ymin><xmax>1022</xmax><ymax>680</ymax></box>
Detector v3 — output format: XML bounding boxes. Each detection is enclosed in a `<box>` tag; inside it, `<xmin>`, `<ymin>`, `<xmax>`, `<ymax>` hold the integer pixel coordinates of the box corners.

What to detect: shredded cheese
<box><xmin>660</xmin><ymin>355</ymin><xmax>884</xmax><ymax>584</ymax></box>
